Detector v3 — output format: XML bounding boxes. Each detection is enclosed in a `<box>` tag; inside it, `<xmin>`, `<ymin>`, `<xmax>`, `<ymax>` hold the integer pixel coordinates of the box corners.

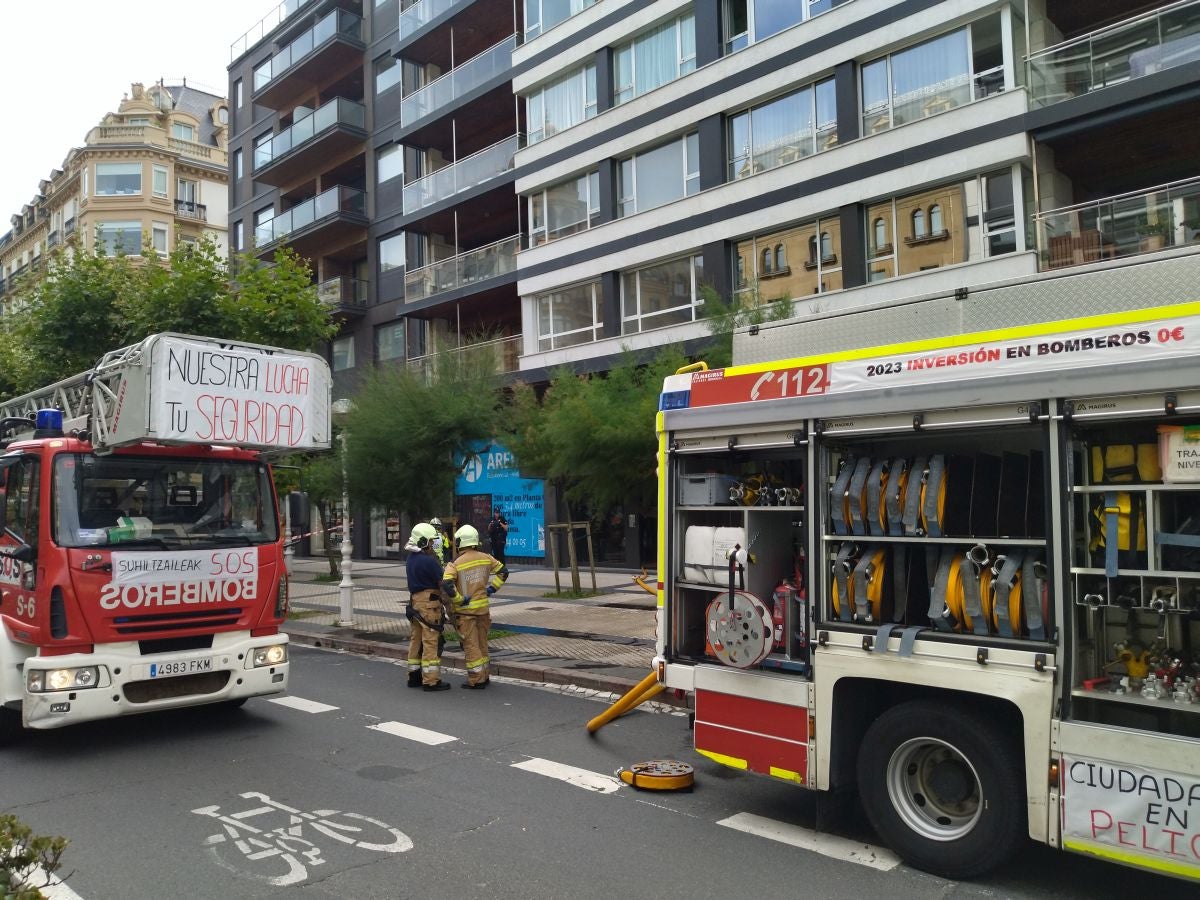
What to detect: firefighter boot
<box><xmin>424</xmin><ymin>682</ymin><xmax>451</xmax><ymax>692</ymax></box>
<box><xmin>407</xmin><ymin>671</ymin><xmax>422</xmax><ymax>688</ymax></box>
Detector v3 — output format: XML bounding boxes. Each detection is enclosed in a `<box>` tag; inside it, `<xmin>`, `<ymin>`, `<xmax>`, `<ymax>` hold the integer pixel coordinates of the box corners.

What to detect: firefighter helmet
<box><xmin>455</xmin><ymin>524</ymin><xmax>481</xmax><ymax>549</ymax></box>
<box><xmin>406</xmin><ymin>522</ymin><xmax>439</xmax><ymax>551</ymax></box>
<box><xmin>429</xmin><ymin>517</ymin><xmax>442</xmax><ymax>527</ymax></box>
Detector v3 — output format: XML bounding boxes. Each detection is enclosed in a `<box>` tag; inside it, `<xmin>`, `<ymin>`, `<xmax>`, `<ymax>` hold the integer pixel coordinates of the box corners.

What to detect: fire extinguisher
<box><xmin>771</xmin><ymin>579</ymin><xmax>791</xmax><ymax>652</ymax></box>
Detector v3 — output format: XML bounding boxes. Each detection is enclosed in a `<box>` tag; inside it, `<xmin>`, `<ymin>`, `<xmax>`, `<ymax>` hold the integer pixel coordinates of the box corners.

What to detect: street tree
<box><xmin>342</xmin><ymin>342</ymin><xmax>503</xmax><ymax>521</ymax></box>
<box><xmin>698</xmin><ymin>283</ymin><xmax>794</xmax><ymax>368</ymax></box>
<box><xmin>276</xmin><ymin>445</ymin><xmax>346</xmax><ymax>577</ymax></box>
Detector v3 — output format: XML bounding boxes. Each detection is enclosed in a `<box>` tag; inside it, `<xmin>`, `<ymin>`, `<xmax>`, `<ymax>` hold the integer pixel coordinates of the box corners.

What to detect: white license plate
<box><xmin>149</xmin><ymin>657</ymin><xmax>214</xmax><ymax>678</ymax></box>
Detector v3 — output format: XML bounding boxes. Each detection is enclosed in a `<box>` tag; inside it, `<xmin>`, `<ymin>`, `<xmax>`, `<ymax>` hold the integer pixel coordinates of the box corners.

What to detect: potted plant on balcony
<box><xmin>1138</xmin><ymin>215</ymin><xmax>1171</xmax><ymax>252</ymax></box>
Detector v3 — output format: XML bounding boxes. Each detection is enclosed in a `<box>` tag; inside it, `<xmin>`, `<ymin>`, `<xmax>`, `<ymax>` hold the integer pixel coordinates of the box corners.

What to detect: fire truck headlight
<box><xmin>253</xmin><ymin>645</ymin><xmax>287</xmax><ymax>667</ymax></box>
<box><xmin>30</xmin><ymin>666</ymin><xmax>100</xmax><ymax>692</ymax></box>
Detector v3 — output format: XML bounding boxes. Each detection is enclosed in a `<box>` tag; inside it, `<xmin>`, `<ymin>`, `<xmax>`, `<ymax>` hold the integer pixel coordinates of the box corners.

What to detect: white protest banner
<box><xmin>111</xmin><ymin>548</ymin><xmax>259</xmax><ymax>586</ymax></box>
<box><xmin>149</xmin><ymin>336</ymin><xmax>331</xmax><ymax>450</ymax></box>
<box><xmin>1062</xmin><ymin>755</ymin><xmax>1200</xmax><ymax>877</ymax></box>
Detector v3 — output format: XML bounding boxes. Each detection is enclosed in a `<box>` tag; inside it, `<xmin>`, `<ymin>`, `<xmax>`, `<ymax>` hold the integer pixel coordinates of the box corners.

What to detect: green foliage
<box><xmin>698</xmin><ymin>284</ymin><xmax>794</xmax><ymax>368</ymax></box>
<box><xmin>0</xmin><ymin>814</ymin><xmax>68</xmax><ymax>899</ymax></box>
<box><xmin>277</xmin><ymin>443</ymin><xmax>347</xmax><ymax>577</ymax></box>
<box><xmin>342</xmin><ymin>342</ymin><xmax>503</xmax><ymax>517</ymax></box>
<box><xmin>0</xmin><ymin>237</ymin><xmax>335</xmax><ymax>400</ymax></box>
<box><xmin>506</xmin><ymin>348</ymin><xmax>686</xmax><ymax>514</ymax></box>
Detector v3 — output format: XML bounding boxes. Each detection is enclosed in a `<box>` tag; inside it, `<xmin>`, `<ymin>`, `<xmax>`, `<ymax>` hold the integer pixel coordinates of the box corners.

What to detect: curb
<box><xmin>284</xmin><ymin>628</ymin><xmax>689</xmax><ymax>709</ymax></box>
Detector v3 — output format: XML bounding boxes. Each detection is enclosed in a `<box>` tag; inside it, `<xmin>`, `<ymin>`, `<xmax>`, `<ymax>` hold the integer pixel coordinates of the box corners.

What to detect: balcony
<box><xmin>64</xmin><ymin>217</ymin><xmax>77</xmax><ymax>237</ymax></box>
<box><xmin>253</xmin><ymin>9</ymin><xmax>364</xmax><ymax>109</ymax></box>
<box><xmin>47</xmin><ymin>230</ymin><xmax>60</xmax><ymax>249</ymax></box>
<box><xmin>407</xmin><ymin>333</ymin><xmax>522</xmax><ymax>380</ymax></box>
<box><xmin>401</xmin><ymin>35</ymin><xmax>516</xmax><ymax>127</ymax></box>
<box><xmin>171</xmin><ymin>200</ymin><xmax>205</xmax><ymax>221</ymax></box>
<box><xmin>403</xmin><ymin>134</ymin><xmax>520</xmax><ymax>214</ymax></box>
<box><xmin>254</xmin><ymin>98</ymin><xmax>367</xmax><ymax>186</ymax></box>
<box><xmin>231</xmin><ymin>0</ymin><xmax>314</xmax><ymax>60</ymax></box>
<box><xmin>1029</xmin><ymin>0</ymin><xmax>1200</xmax><ymax>107</ymax></box>
<box><xmin>317</xmin><ymin>275</ymin><xmax>368</xmax><ymax>315</ymax></box>
<box><xmin>404</xmin><ymin>234</ymin><xmax>519</xmax><ymax>303</ymax></box>
<box><xmin>254</xmin><ymin>186</ymin><xmax>368</xmax><ymax>257</ymax></box>
<box><xmin>169</xmin><ymin>137</ymin><xmax>216</xmax><ymax>162</ymax></box>
<box><xmin>1036</xmin><ymin>176</ymin><xmax>1200</xmax><ymax>271</ymax></box>
<box><xmin>0</xmin><ymin>278</ymin><xmax>6</xmax><ymax>296</ymax></box>
<box><xmin>399</xmin><ymin>0</ymin><xmax>468</xmax><ymax>40</ymax></box>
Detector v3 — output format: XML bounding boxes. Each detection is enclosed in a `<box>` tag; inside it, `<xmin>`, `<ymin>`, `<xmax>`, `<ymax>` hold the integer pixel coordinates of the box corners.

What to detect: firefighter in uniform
<box><xmin>404</xmin><ymin>523</ymin><xmax>452</xmax><ymax>692</ymax></box>
<box><xmin>442</xmin><ymin>524</ymin><xmax>508</xmax><ymax>689</ymax></box>
<box><xmin>429</xmin><ymin>517</ymin><xmax>451</xmax><ymax>564</ymax></box>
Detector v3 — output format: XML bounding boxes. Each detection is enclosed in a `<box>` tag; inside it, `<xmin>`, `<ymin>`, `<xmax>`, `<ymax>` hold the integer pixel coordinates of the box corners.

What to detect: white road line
<box><xmin>268</xmin><ymin>696</ymin><xmax>339</xmax><ymax>714</ymax></box>
<box><xmin>716</xmin><ymin>812</ymin><xmax>902</xmax><ymax>871</ymax></box>
<box><xmin>511</xmin><ymin>757</ymin><xmax>622</xmax><ymax>794</ymax></box>
<box><xmin>368</xmin><ymin>720</ymin><xmax>457</xmax><ymax>745</ymax></box>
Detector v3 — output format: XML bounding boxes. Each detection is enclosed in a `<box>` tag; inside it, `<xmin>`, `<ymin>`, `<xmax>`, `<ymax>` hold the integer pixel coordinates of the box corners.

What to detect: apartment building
<box><xmin>0</xmin><ymin>81</ymin><xmax>230</xmax><ymax>308</ymax></box>
<box><xmin>515</xmin><ymin>0</ymin><xmax>1200</xmax><ymax>369</ymax></box>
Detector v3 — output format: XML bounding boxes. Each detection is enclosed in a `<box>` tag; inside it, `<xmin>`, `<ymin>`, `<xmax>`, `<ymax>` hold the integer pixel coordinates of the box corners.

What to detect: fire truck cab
<box><xmin>0</xmin><ymin>333</ymin><xmax>331</xmax><ymax>740</ymax></box>
<box><xmin>656</xmin><ymin>268</ymin><xmax>1200</xmax><ymax>881</ymax></box>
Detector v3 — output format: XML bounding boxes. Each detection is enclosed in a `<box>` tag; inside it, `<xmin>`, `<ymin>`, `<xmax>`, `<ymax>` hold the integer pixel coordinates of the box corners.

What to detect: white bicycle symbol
<box><xmin>192</xmin><ymin>791</ymin><xmax>413</xmax><ymax>886</ymax></box>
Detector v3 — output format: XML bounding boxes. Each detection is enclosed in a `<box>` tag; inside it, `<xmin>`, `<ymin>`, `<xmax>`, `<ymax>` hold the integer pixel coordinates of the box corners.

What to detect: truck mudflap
<box><xmin>21</xmin><ymin>631</ymin><xmax>289</xmax><ymax>730</ymax></box>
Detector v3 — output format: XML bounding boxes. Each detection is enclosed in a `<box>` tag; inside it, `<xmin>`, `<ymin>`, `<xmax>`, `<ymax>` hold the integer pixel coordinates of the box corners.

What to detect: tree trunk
<box><xmin>317</xmin><ymin>503</ymin><xmax>340</xmax><ymax>577</ymax></box>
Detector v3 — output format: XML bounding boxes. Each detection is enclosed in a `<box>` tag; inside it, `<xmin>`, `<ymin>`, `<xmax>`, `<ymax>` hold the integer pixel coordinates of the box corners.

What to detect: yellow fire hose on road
<box><xmin>633</xmin><ymin>569</ymin><xmax>656</xmax><ymax>595</ymax></box>
<box><xmin>586</xmin><ymin>671</ymin><xmax>666</xmax><ymax>734</ymax></box>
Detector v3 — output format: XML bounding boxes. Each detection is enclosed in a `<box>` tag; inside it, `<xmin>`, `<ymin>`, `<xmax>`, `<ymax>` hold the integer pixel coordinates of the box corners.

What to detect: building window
<box><xmin>95</xmin><ymin>162</ymin><xmax>142</xmax><ymax>196</ymax></box>
<box><xmin>332</xmin><ymin>336</ymin><xmax>356</xmax><ymax>371</ymax></box>
<box><xmin>153</xmin><ymin>165</ymin><xmax>169</xmax><ymax>199</ymax></box>
<box><xmin>525</xmin><ymin>63</ymin><xmax>597</xmax><ymax>144</ymax></box>
<box><xmin>527</xmin><ymin>171</ymin><xmax>600</xmax><ymax>247</ymax></box>
<box><xmin>254</xmin><ymin>205</ymin><xmax>274</xmax><ymax>245</ymax></box>
<box><xmin>613</xmin><ymin>13</ymin><xmax>696</xmax><ymax>105</ymax></box>
<box><xmin>152</xmin><ymin>222</ymin><xmax>169</xmax><ymax>254</ymax></box>
<box><xmin>618</xmin><ymin>133</ymin><xmax>699</xmax><ymax>217</ymax></box>
<box><xmin>234</xmin><ymin>148</ymin><xmax>244</xmax><ymax>180</ymax></box>
<box><xmin>524</xmin><ymin>0</ymin><xmax>596</xmax><ymax>41</ymax></box>
<box><xmin>735</xmin><ymin>217</ymin><xmax>841</xmax><ymax>300</ymax></box>
<box><xmin>379</xmin><ymin>233</ymin><xmax>405</xmax><ymax>272</ymax></box>
<box><xmin>912</xmin><ymin>208</ymin><xmax>926</xmax><ymax>239</ymax></box>
<box><xmin>376</xmin><ymin>322</ymin><xmax>406</xmax><ymax>361</ymax></box>
<box><xmin>621</xmin><ymin>254</ymin><xmax>703</xmax><ymax>334</ymax></box>
<box><xmin>177</xmin><ymin>179</ymin><xmax>198</xmax><ymax>205</ymax></box>
<box><xmin>96</xmin><ymin>221</ymin><xmax>143</xmax><ymax>256</ymax></box>
<box><xmin>535</xmin><ymin>281</ymin><xmax>601</xmax><ymax>351</ymax></box>
<box><xmin>127</xmin><ymin>117</ymin><xmax>150</xmax><ymax>126</ymax></box>
<box><xmin>378</xmin><ymin>143</ymin><xmax>403</xmax><ymax>184</ymax></box>
<box><xmin>235</xmin><ymin>78</ymin><xmax>244</xmax><ymax>108</ymax></box>
<box><xmin>171</xmin><ymin>122</ymin><xmax>196</xmax><ymax>142</ymax></box>
<box><xmin>861</xmin><ymin>15</ymin><xmax>1005</xmax><ymax>136</ymax></box>
<box><xmin>868</xmin><ymin>182</ymin><xmax>969</xmax><ymax>282</ymax></box>
<box><xmin>981</xmin><ymin>169</ymin><xmax>1016</xmax><ymax>256</ymax></box>
<box><xmin>929</xmin><ymin>203</ymin><xmax>944</xmax><ymax>233</ymax></box>
<box><xmin>728</xmin><ymin>77</ymin><xmax>836</xmax><ymax>180</ymax></box>
<box><xmin>233</xmin><ymin>221</ymin><xmax>244</xmax><ymax>251</ymax></box>
<box><xmin>722</xmin><ymin>0</ymin><xmax>830</xmax><ymax>54</ymax></box>
<box><xmin>375</xmin><ymin>55</ymin><xmax>401</xmax><ymax>95</ymax></box>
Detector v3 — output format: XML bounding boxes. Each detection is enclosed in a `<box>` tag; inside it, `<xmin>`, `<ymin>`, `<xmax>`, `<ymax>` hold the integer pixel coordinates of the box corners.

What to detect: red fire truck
<box><xmin>656</xmin><ymin>294</ymin><xmax>1200</xmax><ymax>882</ymax></box>
<box><xmin>0</xmin><ymin>333</ymin><xmax>330</xmax><ymax>740</ymax></box>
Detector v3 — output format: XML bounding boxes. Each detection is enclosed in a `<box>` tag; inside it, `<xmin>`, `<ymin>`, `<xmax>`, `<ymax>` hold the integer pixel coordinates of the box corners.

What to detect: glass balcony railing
<box><xmin>232</xmin><ymin>0</ymin><xmax>312</xmax><ymax>60</ymax></box>
<box><xmin>407</xmin><ymin>334</ymin><xmax>522</xmax><ymax>381</ymax></box>
<box><xmin>317</xmin><ymin>275</ymin><xmax>369</xmax><ymax>310</ymax></box>
<box><xmin>255</xmin><ymin>186</ymin><xmax>366</xmax><ymax>247</ymax></box>
<box><xmin>404</xmin><ymin>234</ymin><xmax>520</xmax><ymax>302</ymax></box>
<box><xmin>401</xmin><ymin>35</ymin><xmax>516</xmax><ymax>126</ymax></box>
<box><xmin>403</xmin><ymin>134</ymin><xmax>520</xmax><ymax>213</ymax></box>
<box><xmin>1029</xmin><ymin>0</ymin><xmax>1200</xmax><ymax>106</ymax></box>
<box><xmin>1036</xmin><ymin>176</ymin><xmax>1200</xmax><ymax>271</ymax></box>
<box><xmin>399</xmin><ymin>0</ymin><xmax>463</xmax><ymax>40</ymax></box>
<box><xmin>255</xmin><ymin>98</ymin><xmax>366</xmax><ymax>170</ymax></box>
<box><xmin>254</xmin><ymin>9</ymin><xmax>363</xmax><ymax>92</ymax></box>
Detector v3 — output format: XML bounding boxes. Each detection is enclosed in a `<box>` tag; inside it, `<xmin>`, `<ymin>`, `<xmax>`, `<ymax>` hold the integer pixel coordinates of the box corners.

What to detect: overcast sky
<box><xmin>0</xmin><ymin>0</ymin><xmax>278</xmax><ymax>225</ymax></box>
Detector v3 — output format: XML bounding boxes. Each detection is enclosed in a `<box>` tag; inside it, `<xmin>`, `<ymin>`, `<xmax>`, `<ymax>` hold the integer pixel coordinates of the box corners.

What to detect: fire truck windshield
<box><xmin>53</xmin><ymin>455</ymin><xmax>278</xmax><ymax>549</ymax></box>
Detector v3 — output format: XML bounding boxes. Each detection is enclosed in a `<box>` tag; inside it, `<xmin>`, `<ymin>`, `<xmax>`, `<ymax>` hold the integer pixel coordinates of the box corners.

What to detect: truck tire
<box><xmin>856</xmin><ymin>700</ymin><xmax>1025</xmax><ymax>879</ymax></box>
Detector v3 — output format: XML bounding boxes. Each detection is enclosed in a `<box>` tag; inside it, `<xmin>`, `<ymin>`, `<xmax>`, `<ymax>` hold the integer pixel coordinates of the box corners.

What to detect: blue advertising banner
<box><xmin>454</xmin><ymin>441</ymin><xmax>545</xmax><ymax>559</ymax></box>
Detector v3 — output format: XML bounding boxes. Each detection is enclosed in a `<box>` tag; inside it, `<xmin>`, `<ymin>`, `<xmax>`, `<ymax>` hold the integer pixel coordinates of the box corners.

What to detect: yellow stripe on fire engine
<box><xmin>695</xmin><ymin>748</ymin><xmax>748</xmax><ymax>770</ymax></box>
<box><xmin>710</xmin><ymin>300</ymin><xmax>1200</xmax><ymax>381</ymax></box>
<box><xmin>1062</xmin><ymin>839</ymin><xmax>1200</xmax><ymax>881</ymax></box>
<box><xmin>769</xmin><ymin>766</ymin><xmax>805</xmax><ymax>784</ymax></box>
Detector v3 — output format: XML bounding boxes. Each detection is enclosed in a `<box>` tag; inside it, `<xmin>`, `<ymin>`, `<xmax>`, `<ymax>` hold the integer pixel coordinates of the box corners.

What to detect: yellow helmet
<box><xmin>454</xmin><ymin>524</ymin><xmax>481</xmax><ymax>548</ymax></box>
<box><xmin>406</xmin><ymin>522</ymin><xmax>439</xmax><ymax>551</ymax></box>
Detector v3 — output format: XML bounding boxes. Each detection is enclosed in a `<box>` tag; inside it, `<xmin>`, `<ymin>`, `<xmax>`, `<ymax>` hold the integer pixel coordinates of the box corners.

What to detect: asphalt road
<box><xmin>1</xmin><ymin>646</ymin><xmax>1181</xmax><ymax>899</ymax></box>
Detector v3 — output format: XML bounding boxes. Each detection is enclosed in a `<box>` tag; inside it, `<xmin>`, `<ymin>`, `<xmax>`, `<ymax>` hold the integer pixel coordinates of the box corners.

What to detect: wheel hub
<box><xmin>887</xmin><ymin>737</ymin><xmax>983</xmax><ymax>842</ymax></box>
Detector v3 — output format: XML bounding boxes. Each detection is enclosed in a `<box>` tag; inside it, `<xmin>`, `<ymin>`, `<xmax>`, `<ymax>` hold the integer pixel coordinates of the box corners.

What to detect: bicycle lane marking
<box><xmin>268</xmin><ymin>696</ymin><xmax>339</xmax><ymax>714</ymax></box>
<box><xmin>367</xmin><ymin>720</ymin><xmax>457</xmax><ymax>745</ymax></box>
<box><xmin>510</xmin><ymin>757</ymin><xmax>622</xmax><ymax>793</ymax></box>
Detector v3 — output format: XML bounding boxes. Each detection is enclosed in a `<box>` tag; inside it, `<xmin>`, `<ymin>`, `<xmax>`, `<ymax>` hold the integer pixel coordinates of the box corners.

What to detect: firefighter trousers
<box><xmin>458</xmin><ymin>610</ymin><xmax>491</xmax><ymax>686</ymax></box>
<box><xmin>407</xmin><ymin>592</ymin><xmax>444</xmax><ymax>686</ymax></box>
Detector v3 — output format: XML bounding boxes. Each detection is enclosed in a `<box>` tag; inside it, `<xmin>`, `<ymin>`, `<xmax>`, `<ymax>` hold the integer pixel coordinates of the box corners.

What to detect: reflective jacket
<box><xmin>442</xmin><ymin>549</ymin><xmax>508</xmax><ymax>614</ymax></box>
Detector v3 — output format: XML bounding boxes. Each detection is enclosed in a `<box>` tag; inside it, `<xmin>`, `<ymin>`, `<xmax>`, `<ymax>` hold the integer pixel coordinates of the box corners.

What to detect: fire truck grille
<box><xmin>124</xmin><ymin>671</ymin><xmax>231</xmax><ymax>704</ymax></box>
<box><xmin>112</xmin><ymin>609</ymin><xmax>244</xmax><ymax>635</ymax></box>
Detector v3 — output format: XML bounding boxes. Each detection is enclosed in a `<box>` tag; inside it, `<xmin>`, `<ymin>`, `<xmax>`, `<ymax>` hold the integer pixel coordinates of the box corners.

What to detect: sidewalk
<box><xmin>283</xmin><ymin>556</ymin><xmax>667</xmax><ymax>699</ymax></box>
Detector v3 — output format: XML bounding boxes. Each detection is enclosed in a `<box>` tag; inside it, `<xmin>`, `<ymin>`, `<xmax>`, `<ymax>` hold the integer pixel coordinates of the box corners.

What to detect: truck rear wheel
<box><xmin>856</xmin><ymin>700</ymin><xmax>1025</xmax><ymax>879</ymax></box>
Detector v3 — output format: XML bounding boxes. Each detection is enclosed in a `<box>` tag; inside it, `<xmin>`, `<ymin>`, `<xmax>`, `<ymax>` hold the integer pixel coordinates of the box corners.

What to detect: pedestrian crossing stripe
<box><xmin>511</xmin><ymin>757</ymin><xmax>622</xmax><ymax>793</ymax></box>
<box><xmin>368</xmin><ymin>720</ymin><xmax>457</xmax><ymax>745</ymax></box>
<box><xmin>268</xmin><ymin>696</ymin><xmax>338</xmax><ymax>714</ymax></box>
